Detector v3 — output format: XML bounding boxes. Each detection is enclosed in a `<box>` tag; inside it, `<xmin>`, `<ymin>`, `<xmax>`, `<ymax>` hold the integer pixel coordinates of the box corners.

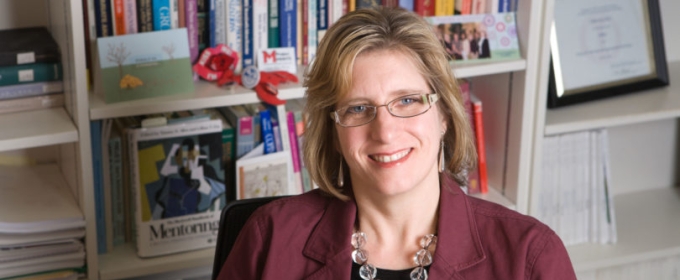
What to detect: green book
<box><xmin>0</xmin><ymin>63</ymin><xmax>62</xmax><ymax>86</ymax></box>
<box><xmin>268</xmin><ymin>0</ymin><xmax>280</xmax><ymax>48</ymax></box>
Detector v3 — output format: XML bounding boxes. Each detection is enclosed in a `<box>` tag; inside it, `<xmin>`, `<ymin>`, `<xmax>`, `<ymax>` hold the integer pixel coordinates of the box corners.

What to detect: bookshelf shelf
<box><xmin>452</xmin><ymin>58</ymin><xmax>527</xmax><ymax>78</ymax></box>
<box><xmin>567</xmin><ymin>187</ymin><xmax>680</xmax><ymax>272</ymax></box>
<box><xmin>98</xmin><ymin>243</ymin><xmax>214</xmax><ymax>280</ymax></box>
<box><xmin>0</xmin><ymin>108</ymin><xmax>78</xmax><ymax>152</ymax></box>
<box><xmin>544</xmin><ymin>61</ymin><xmax>680</xmax><ymax>136</ymax></box>
<box><xmin>89</xmin><ymin>78</ymin><xmax>306</xmax><ymax>120</ymax></box>
<box><xmin>469</xmin><ymin>185</ymin><xmax>516</xmax><ymax>211</ymax></box>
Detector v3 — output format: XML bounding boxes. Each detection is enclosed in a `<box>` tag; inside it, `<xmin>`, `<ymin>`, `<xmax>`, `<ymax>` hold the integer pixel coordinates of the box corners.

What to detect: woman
<box><xmin>217</xmin><ymin>7</ymin><xmax>575</xmax><ymax>279</ymax></box>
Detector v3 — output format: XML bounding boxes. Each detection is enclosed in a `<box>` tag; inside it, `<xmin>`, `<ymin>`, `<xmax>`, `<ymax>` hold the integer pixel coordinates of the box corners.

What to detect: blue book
<box><xmin>398</xmin><ymin>0</ymin><xmax>414</xmax><ymax>11</ymax></box>
<box><xmin>259</xmin><ymin>110</ymin><xmax>276</xmax><ymax>154</ymax></box>
<box><xmin>90</xmin><ymin>120</ymin><xmax>107</xmax><ymax>254</ymax></box>
<box><xmin>152</xmin><ymin>0</ymin><xmax>172</xmax><ymax>30</ymax></box>
<box><xmin>317</xmin><ymin>0</ymin><xmax>327</xmax><ymax>31</ymax></box>
<box><xmin>94</xmin><ymin>0</ymin><xmax>114</xmax><ymax>37</ymax></box>
<box><xmin>209</xmin><ymin>0</ymin><xmax>217</xmax><ymax>47</ymax></box>
<box><xmin>279</xmin><ymin>0</ymin><xmax>296</xmax><ymax>55</ymax></box>
<box><xmin>242</xmin><ymin>0</ymin><xmax>254</xmax><ymax>67</ymax></box>
<box><xmin>498</xmin><ymin>0</ymin><xmax>510</xmax><ymax>12</ymax></box>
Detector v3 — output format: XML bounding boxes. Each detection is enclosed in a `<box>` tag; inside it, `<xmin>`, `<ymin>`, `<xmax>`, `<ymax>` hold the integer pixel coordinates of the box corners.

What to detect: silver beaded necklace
<box><xmin>351</xmin><ymin>232</ymin><xmax>437</xmax><ymax>280</ymax></box>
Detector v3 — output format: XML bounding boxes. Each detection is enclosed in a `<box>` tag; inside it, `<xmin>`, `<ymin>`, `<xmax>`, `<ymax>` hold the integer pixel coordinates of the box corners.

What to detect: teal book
<box><xmin>0</xmin><ymin>63</ymin><xmax>62</xmax><ymax>86</ymax></box>
<box><xmin>96</xmin><ymin>28</ymin><xmax>194</xmax><ymax>103</ymax></box>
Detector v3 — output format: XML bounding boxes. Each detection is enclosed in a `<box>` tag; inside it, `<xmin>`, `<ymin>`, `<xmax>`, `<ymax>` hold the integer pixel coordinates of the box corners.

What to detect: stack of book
<box><xmin>0</xmin><ymin>165</ymin><xmax>86</xmax><ymax>279</ymax></box>
<box><xmin>0</xmin><ymin>27</ymin><xmax>65</xmax><ymax>115</ymax></box>
<box><xmin>537</xmin><ymin>129</ymin><xmax>617</xmax><ymax>246</ymax></box>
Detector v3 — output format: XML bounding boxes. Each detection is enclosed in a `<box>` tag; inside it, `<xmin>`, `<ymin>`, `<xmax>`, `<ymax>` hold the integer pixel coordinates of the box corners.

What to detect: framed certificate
<box><xmin>547</xmin><ymin>0</ymin><xmax>669</xmax><ymax>108</ymax></box>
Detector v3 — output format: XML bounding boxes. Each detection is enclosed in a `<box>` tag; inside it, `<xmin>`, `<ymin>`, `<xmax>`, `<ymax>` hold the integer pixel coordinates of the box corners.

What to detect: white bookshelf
<box><xmin>98</xmin><ymin>244</ymin><xmax>214</xmax><ymax>280</ymax></box>
<box><xmin>545</xmin><ymin>61</ymin><xmax>680</xmax><ymax>136</ymax></box>
<box><xmin>567</xmin><ymin>187</ymin><xmax>680</xmax><ymax>272</ymax></box>
<box><xmin>0</xmin><ymin>108</ymin><xmax>78</xmax><ymax>152</ymax></box>
<box><xmin>469</xmin><ymin>185</ymin><xmax>516</xmax><ymax>211</ymax></box>
<box><xmin>452</xmin><ymin>59</ymin><xmax>527</xmax><ymax>79</ymax></box>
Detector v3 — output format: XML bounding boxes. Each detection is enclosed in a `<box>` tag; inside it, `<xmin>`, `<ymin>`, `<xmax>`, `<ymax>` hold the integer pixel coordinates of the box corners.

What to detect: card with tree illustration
<box><xmin>96</xmin><ymin>28</ymin><xmax>194</xmax><ymax>103</ymax></box>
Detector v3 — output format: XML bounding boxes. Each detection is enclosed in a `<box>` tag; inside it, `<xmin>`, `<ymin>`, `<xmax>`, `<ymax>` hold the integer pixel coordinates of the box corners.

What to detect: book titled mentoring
<box><xmin>128</xmin><ymin>119</ymin><xmax>226</xmax><ymax>257</ymax></box>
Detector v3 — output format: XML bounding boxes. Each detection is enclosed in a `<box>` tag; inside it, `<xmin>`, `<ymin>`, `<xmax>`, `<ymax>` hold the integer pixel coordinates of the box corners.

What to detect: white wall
<box><xmin>608</xmin><ymin>0</ymin><xmax>680</xmax><ymax>194</ymax></box>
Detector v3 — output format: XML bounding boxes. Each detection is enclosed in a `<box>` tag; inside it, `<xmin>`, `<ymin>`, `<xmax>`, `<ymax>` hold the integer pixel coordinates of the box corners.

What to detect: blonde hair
<box><xmin>302</xmin><ymin>7</ymin><xmax>477</xmax><ymax>200</ymax></box>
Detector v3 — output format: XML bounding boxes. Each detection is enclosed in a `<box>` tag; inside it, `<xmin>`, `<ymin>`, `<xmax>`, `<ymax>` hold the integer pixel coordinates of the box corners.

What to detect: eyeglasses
<box><xmin>330</xmin><ymin>93</ymin><xmax>439</xmax><ymax>127</ymax></box>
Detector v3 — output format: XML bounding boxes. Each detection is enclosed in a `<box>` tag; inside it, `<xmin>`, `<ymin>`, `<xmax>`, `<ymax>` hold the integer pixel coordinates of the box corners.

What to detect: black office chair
<box><xmin>211</xmin><ymin>196</ymin><xmax>288</xmax><ymax>280</ymax></box>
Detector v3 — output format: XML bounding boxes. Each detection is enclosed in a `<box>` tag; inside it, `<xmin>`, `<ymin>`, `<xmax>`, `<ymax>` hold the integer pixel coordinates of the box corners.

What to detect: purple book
<box><xmin>0</xmin><ymin>81</ymin><xmax>63</xmax><ymax>101</ymax></box>
<box><xmin>186</xmin><ymin>0</ymin><xmax>199</xmax><ymax>63</ymax></box>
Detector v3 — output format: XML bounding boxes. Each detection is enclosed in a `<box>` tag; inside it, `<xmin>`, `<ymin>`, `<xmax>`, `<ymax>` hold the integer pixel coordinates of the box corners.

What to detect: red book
<box><xmin>458</xmin><ymin>80</ymin><xmax>482</xmax><ymax>194</ymax></box>
<box><xmin>470</xmin><ymin>93</ymin><xmax>488</xmax><ymax>194</ymax></box>
<box><xmin>414</xmin><ymin>0</ymin><xmax>435</xmax><ymax>16</ymax></box>
<box><xmin>112</xmin><ymin>0</ymin><xmax>126</xmax><ymax>35</ymax></box>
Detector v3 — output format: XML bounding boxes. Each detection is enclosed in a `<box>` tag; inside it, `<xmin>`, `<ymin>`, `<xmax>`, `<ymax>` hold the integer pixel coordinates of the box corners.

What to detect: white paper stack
<box><xmin>0</xmin><ymin>164</ymin><xmax>86</xmax><ymax>278</ymax></box>
<box><xmin>537</xmin><ymin>129</ymin><xmax>617</xmax><ymax>246</ymax></box>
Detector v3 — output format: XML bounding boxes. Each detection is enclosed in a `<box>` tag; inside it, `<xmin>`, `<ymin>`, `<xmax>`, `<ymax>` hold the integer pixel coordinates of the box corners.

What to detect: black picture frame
<box><xmin>547</xmin><ymin>0</ymin><xmax>669</xmax><ymax>108</ymax></box>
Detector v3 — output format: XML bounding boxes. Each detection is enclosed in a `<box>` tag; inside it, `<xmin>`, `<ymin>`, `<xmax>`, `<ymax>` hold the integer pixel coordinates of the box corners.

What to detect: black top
<box><xmin>350</xmin><ymin>262</ymin><xmax>431</xmax><ymax>280</ymax></box>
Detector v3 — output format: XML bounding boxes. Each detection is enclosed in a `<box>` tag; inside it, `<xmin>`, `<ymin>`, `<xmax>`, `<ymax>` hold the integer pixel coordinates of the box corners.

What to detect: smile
<box><xmin>369</xmin><ymin>149</ymin><xmax>411</xmax><ymax>163</ymax></box>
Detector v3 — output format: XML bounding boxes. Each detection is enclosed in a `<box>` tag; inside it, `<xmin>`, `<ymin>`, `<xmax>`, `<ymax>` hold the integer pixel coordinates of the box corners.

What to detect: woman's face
<box><xmin>335</xmin><ymin>49</ymin><xmax>446</xmax><ymax>197</ymax></box>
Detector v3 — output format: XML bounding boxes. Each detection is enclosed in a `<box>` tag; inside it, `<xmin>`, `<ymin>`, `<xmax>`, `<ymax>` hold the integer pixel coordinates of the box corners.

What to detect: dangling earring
<box><xmin>438</xmin><ymin>139</ymin><xmax>445</xmax><ymax>173</ymax></box>
<box><xmin>338</xmin><ymin>158</ymin><xmax>344</xmax><ymax>187</ymax></box>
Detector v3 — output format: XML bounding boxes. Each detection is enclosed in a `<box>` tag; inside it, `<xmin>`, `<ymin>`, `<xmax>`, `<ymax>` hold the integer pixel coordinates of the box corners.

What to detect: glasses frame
<box><xmin>330</xmin><ymin>93</ymin><xmax>439</xmax><ymax>127</ymax></box>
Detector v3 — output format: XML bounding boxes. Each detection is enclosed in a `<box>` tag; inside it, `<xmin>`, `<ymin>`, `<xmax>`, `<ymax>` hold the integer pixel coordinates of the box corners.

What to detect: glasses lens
<box><xmin>337</xmin><ymin>105</ymin><xmax>376</xmax><ymax>126</ymax></box>
<box><xmin>389</xmin><ymin>94</ymin><xmax>431</xmax><ymax>117</ymax></box>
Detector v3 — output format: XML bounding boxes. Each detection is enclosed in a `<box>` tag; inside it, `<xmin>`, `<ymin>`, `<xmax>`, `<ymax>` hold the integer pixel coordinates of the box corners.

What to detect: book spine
<box><xmin>179</xmin><ymin>0</ymin><xmax>187</xmax><ymax>27</ymax></box>
<box><xmin>112</xmin><ymin>0</ymin><xmax>127</xmax><ymax>35</ymax></box>
<box><xmin>126</xmin><ymin>129</ymin><xmax>141</xmax><ymax>254</ymax></box>
<box><xmin>268</xmin><ymin>0</ymin><xmax>280</xmax><ymax>48</ymax></box>
<box><xmin>125</xmin><ymin>0</ymin><xmax>138</xmax><ymax>33</ymax></box>
<box><xmin>208</xmin><ymin>0</ymin><xmax>217</xmax><ymax>47</ymax></box>
<box><xmin>317</xmin><ymin>0</ymin><xmax>326</xmax><ymax>32</ymax></box>
<box><xmin>301</xmin><ymin>0</ymin><xmax>308</xmax><ymax>65</ymax></box>
<box><xmin>214</xmin><ymin>0</ymin><xmax>227</xmax><ymax>45</ymax></box>
<box><xmin>260</xmin><ymin>110</ymin><xmax>276</xmax><ymax>154</ymax></box>
<box><xmin>287</xmin><ymin>111</ymin><xmax>303</xmax><ymax>193</ymax></box>
<box><xmin>186</xmin><ymin>0</ymin><xmax>200</xmax><ymax>63</ymax></box>
<box><xmin>398</xmin><ymin>0</ymin><xmax>413</xmax><ymax>11</ymax></box>
<box><xmin>171</xmin><ymin>0</ymin><xmax>180</xmax><ymax>28</ymax></box>
<box><xmin>272</xmin><ymin>121</ymin><xmax>282</xmax><ymax>152</ymax></box>
<box><xmin>242</xmin><ymin>0</ymin><xmax>254</xmax><ymax>67</ymax></box>
<box><xmin>498</xmin><ymin>0</ymin><xmax>509</xmax><ymax>12</ymax></box>
<box><xmin>225</xmin><ymin>0</ymin><xmax>242</xmax><ymax>71</ymax></box>
<box><xmin>152</xmin><ymin>0</ymin><xmax>172</xmax><ymax>30</ymax></box>
<box><xmin>0</xmin><ymin>81</ymin><xmax>64</xmax><ymax>101</ymax></box>
<box><xmin>458</xmin><ymin>80</ymin><xmax>481</xmax><ymax>194</ymax></box>
<box><xmin>307</xmin><ymin>0</ymin><xmax>317</xmax><ymax>64</ymax></box>
<box><xmin>95</xmin><ymin>0</ymin><xmax>114</xmax><ymax>37</ymax></box>
<box><xmin>471</xmin><ymin>94</ymin><xmax>488</xmax><ymax>194</ymax></box>
<box><xmin>279</xmin><ymin>0</ymin><xmax>297</xmax><ymax>53</ymax></box>
<box><xmin>296</xmin><ymin>0</ymin><xmax>302</xmax><ymax>65</ymax></box>
<box><xmin>0</xmin><ymin>63</ymin><xmax>63</xmax><ymax>87</ymax></box>
<box><xmin>90</xmin><ymin>120</ymin><xmax>108</xmax><ymax>254</ymax></box>
<box><xmin>137</xmin><ymin>0</ymin><xmax>154</xmax><ymax>32</ymax></box>
<box><xmin>197</xmin><ymin>0</ymin><xmax>209</xmax><ymax>51</ymax></box>
<box><xmin>253</xmin><ymin>0</ymin><xmax>269</xmax><ymax>56</ymax></box>
<box><xmin>0</xmin><ymin>93</ymin><xmax>64</xmax><ymax>115</ymax></box>
<box><xmin>109</xmin><ymin>136</ymin><xmax>126</xmax><ymax>247</ymax></box>
<box><xmin>414</xmin><ymin>0</ymin><xmax>434</xmax><ymax>16</ymax></box>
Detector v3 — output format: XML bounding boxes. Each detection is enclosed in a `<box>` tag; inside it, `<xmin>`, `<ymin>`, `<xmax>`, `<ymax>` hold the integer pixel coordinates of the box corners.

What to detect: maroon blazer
<box><xmin>217</xmin><ymin>177</ymin><xmax>576</xmax><ymax>279</ymax></box>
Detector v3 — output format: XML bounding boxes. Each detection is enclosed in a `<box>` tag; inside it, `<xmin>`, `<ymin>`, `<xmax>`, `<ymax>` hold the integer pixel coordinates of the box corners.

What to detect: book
<box><xmin>427</xmin><ymin>12</ymin><xmax>521</xmax><ymax>63</ymax></box>
<box><xmin>94</xmin><ymin>0</ymin><xmax>115</xmax><ymax>37</ymax></box>
<box><xmin>125</xmin><ymin>0</ymin><xmax>139</xmax><ymax>34</ymax></box>
<box><xmin>127</xmin><ymin>119</ymin><xmax>226</xmax><ymax>257</ymax></box>
<box><xmin>268</xmin><ymin>0</ymin><xmax>280</xmax><ymax>48</ymax></box>
<box><xmin>235</xmin><ymin>145</ymin><xmax>291</xmax><ymax>199</ymax></box>
<box><xmin>152</xmin><ymin>0</ymin><xmax>172</xmax><ymax>30</ymax></box>
<box><xmin>470</xmin><ymin>93</ymin><xmax>488</xmax><ymax>194</ymax></box>
<box><xmin>112</xmin><ymin>0</ymin><xmax>127</xmax><ymax>35</ymax></box>
<box><xmin>457</xmin><ymin>80</ymin><xmax>481</xmax><ymax>194</ymax></box>
<box><xmin>137</xmin><ymin>0</ymin><xmax>154</xmax><ymax>32</ymax></box>
<box><xmin>90</xmin><ymin>120</ymin><xmax>108</xmax><ymax>254</ymax></box>
<box><xmin>95</xmin><ymin>28</ymin><xmax>194</xmax><ymax>103</ymax></box>
<box><xmin>0</xmin><ymin>93</ymin><xmax>64</xmax><ymax>115</ymax></box>
<box><xmin>186</xmin><ymin>0</ymin><xmax>200</xmax><ymax>65</ymax></box>
<box><xmin>219</xmin><ymin>105</ymin><xmax>255</xmax><ymax>159</ymax></box>
<box><xmin>279</xmin><ymin>0</ymin><xmax>297</xmax><ymax>57</ymax></box>
<box><xmin>0</xmin><ymin>62</ymin><xmax>62</xmax><ymax>87</ymax></box>
<box><xmin>0</xmin><ymin>165</ymin><xmax>85</xmax><ymax>234</ymax></box>
<box><xmin>0</xmin><ymin>27</ymin><xmax>61</xmax><ymax>67</ymax></box>
<box><xmin>225</xmin><ymin>0</ymin><xmax>242</xmax><ymax>72</ymax></box>
<box><xmin>0</xmin><ymin>81</ymin><xmax>63</xmax><ymax>101</ymax></box>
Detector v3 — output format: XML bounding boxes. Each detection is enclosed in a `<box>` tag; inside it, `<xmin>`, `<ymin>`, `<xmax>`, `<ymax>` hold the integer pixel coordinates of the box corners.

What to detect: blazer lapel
<box><xmin>302</xmin><ymin>195</ymin><xmax>357</xmax><ymax>280</ymax></box>
<box><xmin>429</xmin><ymin>174</ymin><xmax>486</xmax><ymax>278</ymax></box>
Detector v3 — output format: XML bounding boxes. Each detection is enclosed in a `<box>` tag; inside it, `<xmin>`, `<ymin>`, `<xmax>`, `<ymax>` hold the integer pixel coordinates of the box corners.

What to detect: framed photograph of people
<box><xmin>547</xmin><ymin>0</ymin><xmax>669</xmax><ymax>108</ymax></box>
